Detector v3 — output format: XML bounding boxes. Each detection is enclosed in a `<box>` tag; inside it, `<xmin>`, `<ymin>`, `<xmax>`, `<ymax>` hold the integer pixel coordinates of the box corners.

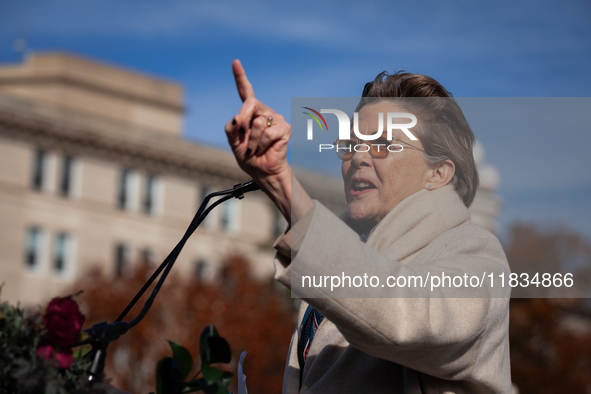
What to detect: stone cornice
<box><xmin>0</xmin><ymin>75</ymin><xmax>184</xmax><ymax>113</ymax></box>
<box><xmin>0</xmin><ymin>52</ymin><xmax>184</xmax><ymax>112</ymax></box>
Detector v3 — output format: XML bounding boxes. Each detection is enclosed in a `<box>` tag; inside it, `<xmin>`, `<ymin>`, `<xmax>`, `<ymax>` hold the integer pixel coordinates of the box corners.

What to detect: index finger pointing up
<box><xmin>233</xmin><ymin>59</ymin><xmax>255</xmax><ymax>102</ymax></box>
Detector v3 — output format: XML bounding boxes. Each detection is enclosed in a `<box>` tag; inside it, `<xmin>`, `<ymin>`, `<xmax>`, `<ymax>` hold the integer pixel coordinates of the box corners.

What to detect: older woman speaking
<box><xmin>225</xmin><ymin>60</ymin><xmax>511</xmax><ymax>393</ymax></box>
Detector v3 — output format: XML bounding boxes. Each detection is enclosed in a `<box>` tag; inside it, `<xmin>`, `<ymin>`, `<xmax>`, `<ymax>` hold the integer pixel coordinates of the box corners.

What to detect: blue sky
<box><xmin>1</xmin><ymin>0</ymin><xmax>590</xmax><ymax>242</ymax></box>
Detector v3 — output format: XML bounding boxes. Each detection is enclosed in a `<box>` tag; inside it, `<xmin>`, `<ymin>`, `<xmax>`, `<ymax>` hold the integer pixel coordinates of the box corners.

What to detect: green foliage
<box><xmin>169</xmin><ymin>341</ymin><xmax>193</xmax><ymax>380</ymax></box>
<box><xmin>200</xmin><ymin>325</ymin><xmax>232</xmax><ymax>366</ymax></box>
<box><xmin>0</xmin><ymin>302</ymin><xmax>109</xmax><ymax>394</ymax></box>
<box><xmin>156</xmin><ymin>325</ymin><xmax>233</xmax><ymax>394</ymax></box>
<box><xmin>0</xmin><ymin>302</ymin><xmax>41</xmax><ymax>393</ymax></box>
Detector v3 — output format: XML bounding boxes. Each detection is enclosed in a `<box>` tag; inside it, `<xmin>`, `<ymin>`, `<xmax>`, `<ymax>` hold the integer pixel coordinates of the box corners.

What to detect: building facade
<box><xmin>0</xmin><ymin>52</ymin><xmax>346</xmax><ymax>306</ymax></box>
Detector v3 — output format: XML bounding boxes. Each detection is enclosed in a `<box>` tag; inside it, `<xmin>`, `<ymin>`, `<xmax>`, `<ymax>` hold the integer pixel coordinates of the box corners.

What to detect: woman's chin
<box><xmin>347</xmin><ymin>205</ymin><xmax>376</xmax><ymax>224</ymax></box>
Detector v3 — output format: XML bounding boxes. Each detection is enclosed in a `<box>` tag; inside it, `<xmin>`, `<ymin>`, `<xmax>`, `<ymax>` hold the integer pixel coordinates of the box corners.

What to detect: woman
<box><xmin>225</xmin><ymin>60</ymin><xmax>511</xmax><ymax>393</ymax></box>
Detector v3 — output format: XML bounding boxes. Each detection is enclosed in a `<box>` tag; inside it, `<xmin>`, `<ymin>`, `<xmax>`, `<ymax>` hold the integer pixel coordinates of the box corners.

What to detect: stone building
<box><xmin>0</xmin><ymin>52</ymin><xmax>345</xmax><ymax>306</ymax></box>
<box><xmin>0</xmin><ymin>52</ymin><xmax>500</xmax><ymax>307</ymax></box>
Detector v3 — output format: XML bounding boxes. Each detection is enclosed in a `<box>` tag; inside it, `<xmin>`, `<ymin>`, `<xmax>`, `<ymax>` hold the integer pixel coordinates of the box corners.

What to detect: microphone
<box><xmin>78</xmin><ymin>180</ymin><xmax>261</xmax><ymax>382</ymax></box>
<box><xmin>73</xmin><ymin>321</ymin><xmax>130</xmax><ymax>347</ymax></box>
<box><xmin>233</xmin><ymin>180</ymin><xmax>260</xmax><ymax>198</ymax></box>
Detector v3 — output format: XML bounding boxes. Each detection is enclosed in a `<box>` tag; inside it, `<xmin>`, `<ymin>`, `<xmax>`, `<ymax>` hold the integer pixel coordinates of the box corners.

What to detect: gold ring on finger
<box><xmin>266</xmin><ymin>116</ymin><xmax>273</xmax><ymax>127</ymax></box>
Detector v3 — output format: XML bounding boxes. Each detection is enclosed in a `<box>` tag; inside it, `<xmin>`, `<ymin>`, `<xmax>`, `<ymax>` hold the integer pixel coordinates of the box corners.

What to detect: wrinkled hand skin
<box><xmin>224</xmin><ymin>60</ymin><xmax>313</xmax><ymax>225</ymax></box>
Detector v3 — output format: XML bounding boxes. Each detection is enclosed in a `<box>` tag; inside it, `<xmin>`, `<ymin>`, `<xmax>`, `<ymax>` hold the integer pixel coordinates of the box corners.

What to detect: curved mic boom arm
<box><xmin>77</xmin><ymin>180</ymin><xmax>260</xmax><ymax>382</ymax></box>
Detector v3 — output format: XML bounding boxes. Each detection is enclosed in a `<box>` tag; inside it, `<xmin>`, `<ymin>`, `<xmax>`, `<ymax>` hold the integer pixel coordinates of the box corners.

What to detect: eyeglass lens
<box><xmin>335</xmin><ymin>137</ymin><xmax>404</xmax><ymax>160</ymax></box>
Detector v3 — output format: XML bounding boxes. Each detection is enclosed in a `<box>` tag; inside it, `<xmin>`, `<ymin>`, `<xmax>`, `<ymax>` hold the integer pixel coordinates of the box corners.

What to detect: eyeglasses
<box><xmin>333</xmin><ymin>135</ymin><xmax>426</xmax><ymax>160</ymax></box>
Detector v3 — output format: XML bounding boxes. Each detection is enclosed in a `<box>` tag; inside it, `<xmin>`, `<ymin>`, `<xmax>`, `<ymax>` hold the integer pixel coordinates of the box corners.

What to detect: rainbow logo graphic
<box><xmin>302</xmin><ymin>107</ymin><xmax>329</xmax><ymax>132</ymax></box>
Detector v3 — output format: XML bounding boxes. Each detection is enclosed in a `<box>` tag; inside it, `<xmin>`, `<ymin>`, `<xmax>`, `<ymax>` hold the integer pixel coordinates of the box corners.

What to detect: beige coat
<box><xmin>273</xmin><ymin>185</ymin><xmax>511</xmax><ymax>393</ymax></box>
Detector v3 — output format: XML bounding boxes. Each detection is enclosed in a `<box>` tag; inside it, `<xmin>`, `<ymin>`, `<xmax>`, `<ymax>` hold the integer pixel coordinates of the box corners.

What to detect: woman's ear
<box><xmin>425</xmin><ymin>159</ymin><xmax>455</xmax><ymax>190</ymax></box>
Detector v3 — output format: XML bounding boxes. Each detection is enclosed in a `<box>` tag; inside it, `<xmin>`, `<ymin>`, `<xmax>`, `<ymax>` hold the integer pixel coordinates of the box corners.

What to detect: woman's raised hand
<box><xmin>225</xmin><ymin>60</ymin><xmax>291</xmax><ymax>190</ymax></box>
<box><xmin>225</xmin><ymin>60</ymin><xmax>313</xmax><ymax>225</ymax></box>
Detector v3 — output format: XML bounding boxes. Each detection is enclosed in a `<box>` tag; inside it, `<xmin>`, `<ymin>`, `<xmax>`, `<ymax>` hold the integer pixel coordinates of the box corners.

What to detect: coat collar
<box><xmin>342</xmin><ymin>184</ymin><xmax>470</xmax><ymax>263</ymax></box>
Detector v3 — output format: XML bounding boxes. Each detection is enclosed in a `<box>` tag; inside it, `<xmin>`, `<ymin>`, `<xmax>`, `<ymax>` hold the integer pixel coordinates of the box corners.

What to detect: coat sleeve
<box><xmin>273</xmin><ymin>201</ymin><xmax>510</xmax><ymax>381</ymax></box>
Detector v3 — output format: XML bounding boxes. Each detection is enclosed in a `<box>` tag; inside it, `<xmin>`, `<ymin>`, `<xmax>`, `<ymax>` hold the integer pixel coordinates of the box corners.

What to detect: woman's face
<box><xmin>342</xmin><ymin>101</ymin><xmax>431</xmax><ymax>230</ymax></box>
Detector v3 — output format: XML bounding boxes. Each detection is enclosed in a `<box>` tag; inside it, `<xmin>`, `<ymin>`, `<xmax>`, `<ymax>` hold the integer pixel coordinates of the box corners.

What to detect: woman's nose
<box><xmin>350</xmin><ymin>146</ymin><xmax>373</xmax><ymax>167</ymax></box>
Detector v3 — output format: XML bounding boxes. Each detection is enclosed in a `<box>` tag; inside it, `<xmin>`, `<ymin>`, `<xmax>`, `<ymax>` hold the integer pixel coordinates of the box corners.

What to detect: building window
<box><xmin>32</xmin><ymin>149</ymin><xmax>46</xmax><ymax>191</ymax></box>
<box><xmin>194</xmin><ymin>259</ymin><xmax>208</xmax><ymax>281</ymax></box>
<box><xmin>54</xmin><ymin>232</ymin><xmax>71</xmax><ymax>274</ymax></box>
<box><xmin>198</xmin><ymin>185</ymin><xmax>208</xmax><ymax>209</ymax></box>
<box><xmin>143</xmin><ymin>174</ymin><xmax>160</xmax><ymax>215</ymax></box>
<box><xmin>115</xmin><ymin>243</ymin><xmax>129</xmax><ymax>277</ymax></box>
<box><xmin>221</xmin><ymin>198</ymin><xmax>240</xmax><ymax>234</ymax></box>
<box><xmin>200</xmin><ymin>186</ymin><xmax>216</xmax><ymax>229</ymax></box>
<box><xmin>59</xmin><ymin>156</ymin><xmax>74</xmax><ymax>197</ymax></box>
<box><xmin>118</xmin><ymin>169</ymin><xmax>139</xmax><ymax>211</ymax></box>
<box><xmin>141</xmin><ymin>247</ymin><xmax>156</xmax><ymax>266</ymax></box>
<box><xmin>25</xmin><ymin>227</ymin><xmax>43</xmax><ymax>269</ymax></box>
<box><xmin>118</xmin><ymin>169</ymin><xmax>130</xmax><ymax>209</ymax></box>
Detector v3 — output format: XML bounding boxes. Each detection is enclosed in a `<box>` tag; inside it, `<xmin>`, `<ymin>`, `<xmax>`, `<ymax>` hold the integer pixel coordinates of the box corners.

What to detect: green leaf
<box><xmin>191</xmin><ymin>378</ymin><xmax>219</xmax><ymax>394</ymax></box>
<box><xmin>220</xmin><ymin>371</ymin><xmax>233</xmax><ymax>387</ymax></box>
<box><xmin>156</xmin><ymin>356</ymin><xmax>173</xmax><ymax>394</ymax></box>
<box><xmin>168</xmin><ymin>340</ymin><xmax>193</xmax><ymax>381</ymax></box>
<box><xmin>207</xmin><ymin>337</ymin><xmax>232</xmax><ymax>364</ymax></box>
<box><xmin>199</xmin><ymin>325</ymin><xmax>218</xmax><ymax>365</ymax></box>
<box><xmin>157</xmin><ymin>356</ymin><xmax>184</xmax><ymax>394</ymax></box>
<box><xmin>215</xmin><ymin>385</ymin><xmax>230</xmax><ymax>394</ymax></box>
<box><xmin>181</xmin><ymin>379</ymin><xmax>203</xmax><ymax>393</ymax></box>
<box><xmin>199</xmin><ymin>325</ymin><xmax>232</xmax><ymax>366</ymax></box>
<box><xmin>72</xmin><ymin>345</ymin><xmax>90</xmax><ymax>360</ymax></box>
<box><xmin>201</xmin><ymin>364</ymin><xmax>223</xmax><ymax>384</ymax></box>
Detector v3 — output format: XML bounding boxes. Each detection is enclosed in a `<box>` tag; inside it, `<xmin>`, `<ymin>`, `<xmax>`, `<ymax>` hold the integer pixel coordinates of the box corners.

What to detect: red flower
<box><xmin>36</xmin><ymin>344</ymin><xmax>74</xmax><ymax>369</ymax></box>
<box><xmin>54</xmin><ymin>350</ymin><xmax>74</xmax><ymax>369</ymax></box>
<box><xmin>43</xmin><ymin>296</ymin><xmax>86</xmax><ymax>347</ymax></box>
<box><xmin>36</xmin><ymin>344</ymin><xmax>55</xmax><ymax>360</ymax></box>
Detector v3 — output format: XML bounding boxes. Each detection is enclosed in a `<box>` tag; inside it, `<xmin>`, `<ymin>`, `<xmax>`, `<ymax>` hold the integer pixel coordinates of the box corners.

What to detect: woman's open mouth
<box><xmin>350</xmin><ymin>180</ymin><xmax>377</xmax><ymax>195</ymax></box>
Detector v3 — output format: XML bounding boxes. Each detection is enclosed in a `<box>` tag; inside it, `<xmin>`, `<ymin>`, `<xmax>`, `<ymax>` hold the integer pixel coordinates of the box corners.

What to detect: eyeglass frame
<box><xmin>333</xmin><ymin>135</ymin><xmax>426</xmax><ymax>160</ymax></box>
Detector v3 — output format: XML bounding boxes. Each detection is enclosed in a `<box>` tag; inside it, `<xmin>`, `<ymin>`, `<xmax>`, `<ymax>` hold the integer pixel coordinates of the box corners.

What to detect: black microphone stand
<box><xmin>72</xmin><ymin>180</ymin><xmax>260</xmax><ymax>383</ymax></box>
